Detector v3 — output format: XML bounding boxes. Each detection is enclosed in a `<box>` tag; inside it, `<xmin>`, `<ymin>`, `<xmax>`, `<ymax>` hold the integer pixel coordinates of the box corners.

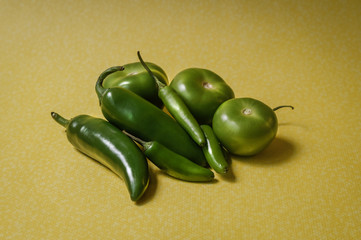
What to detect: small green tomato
<box><xmin>170</xmin><ymin>68</ymin><xmax>234</xmax><ymax>124</ymax></box>
<box><xmin>212</xmin><ymin>98</ymin><xmax>293</xmax><ymax>156</ymax></box>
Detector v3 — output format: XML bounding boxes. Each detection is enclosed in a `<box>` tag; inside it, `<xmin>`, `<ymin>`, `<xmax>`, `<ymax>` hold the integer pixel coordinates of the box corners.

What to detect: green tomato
<box><xmin>170</xmin><ymin>68</ymin><xmax>234</xmax><ymax>124</ymax></box>
<box><xmin>102</xmin><ymin>62</ymin><xmax>168</xmax><ymax>108</ymax></box>
<box><xmin>212</xmin><ymin>98</ymin><xmax>285</xmax><ymax>156</ymax></box>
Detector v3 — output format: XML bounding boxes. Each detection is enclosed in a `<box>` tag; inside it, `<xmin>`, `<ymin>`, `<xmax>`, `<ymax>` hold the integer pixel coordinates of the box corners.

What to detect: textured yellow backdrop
<box><xmin>1</xmin><ymin>0</ymin><xmax>360</xmax><ymax>239</ymax></box>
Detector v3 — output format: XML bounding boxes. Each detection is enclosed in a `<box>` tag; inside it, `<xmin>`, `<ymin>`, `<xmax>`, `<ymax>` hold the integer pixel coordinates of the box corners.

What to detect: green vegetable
<box><xmin>201</xmin><ymin>125</ymin><xmax>228</xmax><ymax>174</ymax></box>
<box><xmin>95</xmin><ymin>66</ymin><xmax>208</xmax><ymax>167</ymax></box>
<box><xmin>50</xmin><ymin>112</ymin><xmax>149</xmax><ymax>202</ymax></box>
<box><xmin>101</xmin><ymin>61</ymin><xmax>168</xmax><ymax>108</ymax></box>
<box><xmin>137</xmin><ymin>51</ymin><xmax>206</xmax><ymax>147</ymax></box>
<box><xmin>212</xmin><ymin>98</ymin><xmax>294</xmax><ymax>156</ymax></box>
<box><xmin>124</xmin><ymin>132</ymin><xmax>214</xmax><ymax>182</ymax></box>
<box><xmin>170</xmin><ymin>68</ymin><xmax>234</xmax><ymax>124</ymax></box>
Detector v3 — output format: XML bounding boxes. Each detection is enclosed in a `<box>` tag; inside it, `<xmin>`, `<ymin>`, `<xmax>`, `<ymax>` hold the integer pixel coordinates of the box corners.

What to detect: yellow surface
<box><xmin>1</xmin><ymin>0</ymin><xmax>360</xmax><ymax>239</ymax></box>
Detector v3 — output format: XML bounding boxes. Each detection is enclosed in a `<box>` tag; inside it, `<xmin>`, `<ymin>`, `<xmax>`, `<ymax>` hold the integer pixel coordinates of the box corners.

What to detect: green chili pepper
<box><xmin>137</xmin><ymin>51</ymin><xmax>206</xmax><ymax>147</ymax></box>
<box><xmin>124</xmin><ymin>132</ymin><xmax>214</xmax><ymax>182</ymax></box>
<box><xmin>201</xmin><ymin>125</ymin><xmax>228</xmax><ymax>174</ymax></box>
<box><xmin>95</xmin><ymin>67</ymin><xmax>208</xmax><ymax>167</ymax></box>
<box><xmin>101</xmin><ymin>61</ymin><xmax>168</xmax><ymax>108</ymax></box>
<box><xmin>51</xmin><ymin>112</ymin><xmax>149</xmax><ymax>202</ymax></box>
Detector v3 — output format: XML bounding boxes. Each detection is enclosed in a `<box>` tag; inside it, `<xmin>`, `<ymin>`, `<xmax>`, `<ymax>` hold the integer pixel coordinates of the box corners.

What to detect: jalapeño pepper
<box><xmin>137</xmin><ymin>51</ymin><xmax>206</xmax><ymax>147</ymax></box>
<box><xmin>95</xmin><ymin>67</ymin><xmax>208</xmax><ymax>167</ymax></box>
<box><xmin>101</xmin><ymin>61</ymin><xmax>168</xmax><ymax>108</ymax></box>
<box><xmin>124</xmin><ymin>132</ymin><xmax>214</xmax><ymax>182</ymax></box>
<box><xmin>201</xmin><ymin>125</ymin><xmax>228</xmax><ymax>174</ymax></box>
<box><xmin>51</xmin><ymin>112</ymin><xmax>149</xmax><ymax>202</ymax></box>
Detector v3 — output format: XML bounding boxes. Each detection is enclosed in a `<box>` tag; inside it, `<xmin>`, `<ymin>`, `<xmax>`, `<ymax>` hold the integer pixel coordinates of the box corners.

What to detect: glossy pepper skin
<box><xmin>137</xmin><ymin>51</ymin><xmax>206</xmax><ymax>147</ymax></box>
<box><xmin>102</xmin><ymin>62</ymin><xmax>168</xmax><ymax>108</ymax></box>
<box><xmin>95</xmin><ymin>67</ymin><xmax>208</xmax><ymax>167</ymax></box>
<box><xmin>51</xmin><ymin>112</ymin><xmax>149</xmax><ymax>202</ymax></box>
<box><xmin>124</xmin><ymin>132</ymin><xmax>214</xmax><ymax>182</ymax></box>
<box><xmin>201</xmin><ymin>125</ymin><xmax>228</xmax><ymax>174</ymax></box>
<box><xmin>144</xmin><ymin>141</ymin><xmax>214</xmax><ymax>182</ymax></box>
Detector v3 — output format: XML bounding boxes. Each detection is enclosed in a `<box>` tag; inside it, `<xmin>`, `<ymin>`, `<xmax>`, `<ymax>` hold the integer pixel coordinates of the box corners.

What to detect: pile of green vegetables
<box><xmin>52</xmin><ymin>51</ymin><xmax>293</xmax><ymax>202</ymax></box>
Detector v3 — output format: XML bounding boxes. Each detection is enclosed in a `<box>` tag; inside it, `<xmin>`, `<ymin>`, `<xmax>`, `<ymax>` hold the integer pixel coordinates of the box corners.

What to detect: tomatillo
<box><xmin>212</xmin><ymin>98</ymin><xmax>293</xmax><ymax>156</ymax></box>
<box><xmin>170</xmin><ymin>68</ymin><xmax>234</xmax><ymax>124</ymax></box>
<box><xmin>102</xmin><ymin>62</ymin><xmax>168</xmax><ymax>108</ymax></box>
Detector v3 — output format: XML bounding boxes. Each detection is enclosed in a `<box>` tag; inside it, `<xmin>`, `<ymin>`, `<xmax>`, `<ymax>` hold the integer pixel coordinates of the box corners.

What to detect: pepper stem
<box><xmin>95</xmin><ymin>66</ymin><xmax>125</xmax><ymax>103</ymax></box>
<box><xmin>51</xmin><ymin>112</ymin><xmax>70</xmax><ymax>128</ymax></box>
<box><xmin>122</xmin><ymin>131</ymin><xmax>152</xmax><ymax>151</ymax></box>
<box><xmin>273</xmin><ymin>105</ymin><xmax>294</xmax><ymax>111</ymax></box>
<box><xmin>137</xmin><ymin>51</ymin><xmax>166</xmax><ymax>89</ymax></box>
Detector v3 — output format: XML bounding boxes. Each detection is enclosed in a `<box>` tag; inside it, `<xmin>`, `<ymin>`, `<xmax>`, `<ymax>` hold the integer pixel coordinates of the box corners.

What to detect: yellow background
<box><xmin>1</xmin><ymin>0</ymin><xmax>360</xmax><ymax>239</ymax></box>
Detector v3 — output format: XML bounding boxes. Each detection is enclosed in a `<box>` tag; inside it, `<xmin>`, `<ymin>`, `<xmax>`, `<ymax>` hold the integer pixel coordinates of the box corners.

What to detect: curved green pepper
<box><xmin>124</xmin><ymin>132</ymin><xmax>214</xmax><ymax>182</ymax></box>
<box><xmin>102</xmin><ymin>61</ymin><xmax>168</xmax><ymax>108</ymax></box>
<box><xmin>95</xmin><ymin>67</ymin><xmax>208</xmax><ymax>167</ymax></box>
<box><xmin>51</xmin><ymin>112</ymin><xmax>149</xmax><ymax>202</ymax></box>
<box><xmin>201</xmin><ymin>125</ymin><xmax>228</xmax><ymax>174</ymax></box>
<box><xmin>137</xmin><ymin>51</ymin><xmax>206</xmax><ymax>147</ymax></box>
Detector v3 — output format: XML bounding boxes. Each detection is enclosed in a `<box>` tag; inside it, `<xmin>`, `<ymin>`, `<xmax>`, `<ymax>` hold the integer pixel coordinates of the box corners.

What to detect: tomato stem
<box><xmin>273</xmin><ymin>105</ymin><xmax>294</xmax><ymax>111</ymax></box>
